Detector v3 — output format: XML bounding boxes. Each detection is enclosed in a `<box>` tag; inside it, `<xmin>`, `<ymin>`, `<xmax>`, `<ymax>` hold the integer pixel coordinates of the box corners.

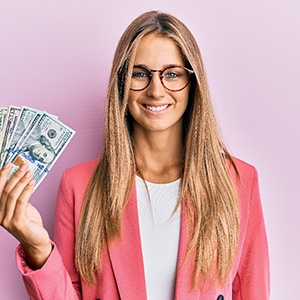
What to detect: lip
<box><xmin>140</xmin><ymin>103</ymin><xmax>171</xmax><ymax>114</ymax></box>
<box><xmin>33</xmin><ymin>149</ymin><xmax>40</xmax><ymax>155</ymax></box>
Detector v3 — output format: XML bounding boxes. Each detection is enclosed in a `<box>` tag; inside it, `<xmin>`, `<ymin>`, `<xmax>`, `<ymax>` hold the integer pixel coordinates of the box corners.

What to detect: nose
<box><xmin>146</xmin><ymin>72</ymin><xmax>166</xmax><ymax>99</ymax></box>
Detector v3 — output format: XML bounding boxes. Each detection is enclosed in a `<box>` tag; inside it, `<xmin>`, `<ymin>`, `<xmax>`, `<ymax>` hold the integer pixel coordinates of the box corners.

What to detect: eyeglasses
<box><xmin>130</xmin><ymin>65</ymin><xmax>194</xmax><ymax>92</ymax></box>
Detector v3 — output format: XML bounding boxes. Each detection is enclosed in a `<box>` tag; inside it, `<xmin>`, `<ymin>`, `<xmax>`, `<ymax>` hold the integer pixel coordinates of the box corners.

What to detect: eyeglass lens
<box><xmin>131</xmin><ymin>66</ymin><xmax>192</xmax><ymax>92</ymax></box>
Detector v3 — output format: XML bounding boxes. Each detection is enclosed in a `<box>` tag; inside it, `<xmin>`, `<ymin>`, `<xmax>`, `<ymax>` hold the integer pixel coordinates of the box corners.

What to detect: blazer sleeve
<box><xmin>232</xmin><ymin>168</ymin><xmax>270</xmax><ymax>299</ymax></box>
<box><xmin>16</xmin><ymin>171</ymin><xmax>81</xmax><ymax>300</ymax></box>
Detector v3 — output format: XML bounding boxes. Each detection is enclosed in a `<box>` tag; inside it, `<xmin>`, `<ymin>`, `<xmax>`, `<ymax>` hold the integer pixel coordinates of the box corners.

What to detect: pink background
<box><xmin>0</xmin><ymin>1</ymin><xmax>299</xmax><ymax>299</ymax></box>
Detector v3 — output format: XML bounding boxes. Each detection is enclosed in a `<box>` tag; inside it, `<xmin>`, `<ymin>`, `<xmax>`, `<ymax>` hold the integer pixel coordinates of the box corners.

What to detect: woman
<box><xmin>0</xmin><ymin>11</ymin><xmax>269</xmax><ymax>299</ymax></box>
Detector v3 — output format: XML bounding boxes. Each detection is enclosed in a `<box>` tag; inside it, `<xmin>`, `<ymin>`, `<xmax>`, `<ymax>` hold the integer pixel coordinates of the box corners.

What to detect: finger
<box><xmin>0</xmin><ymin>162</ymin><xmax>13</xmax><ymax>193</ymax></box>
<box><xmin>4</xmin><ymin>163</ymin><xmax>29</xmax><ymax>194</ymax></box>
<box><xmin>12</xmin><ymin>179</ymin><xmax>35</xmax><ymax>221</ymax></box>
<box><xmin>0</xmin><ymin>162</ymin><xmax>14</xmax><ymax>222</ymax></box>
<box><xmin>1</xmin><ymin>170</ymin><xmax>33</xmax><ymax>226</ymax></box>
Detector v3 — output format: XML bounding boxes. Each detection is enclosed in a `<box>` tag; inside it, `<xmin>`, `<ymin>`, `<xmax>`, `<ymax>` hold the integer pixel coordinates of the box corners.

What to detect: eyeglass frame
<box><xmin>130</xmin><ymin>64</ymin><xmax>195</xmax><ymax>92</ymax></box>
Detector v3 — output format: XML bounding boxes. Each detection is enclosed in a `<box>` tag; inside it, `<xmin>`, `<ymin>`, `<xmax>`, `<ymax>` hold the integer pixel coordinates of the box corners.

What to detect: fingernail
<box><xmin>20</xmin><ymin>164</ymin><xmax>27</xmax><ymax>171</ymax></box>
<box><xmin>28</xmin><ymin>179</ymin><xmax>35</xmax><ymax>186</ymax></box>
<box><xmin>25</xmin><ymin>171</ymin><xmax>32</xmax><ymax>178</ymax></box>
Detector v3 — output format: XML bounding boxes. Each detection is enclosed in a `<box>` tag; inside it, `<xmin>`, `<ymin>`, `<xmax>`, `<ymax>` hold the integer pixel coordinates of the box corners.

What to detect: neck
<box><xmin>132</xmin><ymin>125</ymin><xmax>183</xmax><ymax>183</ymax></box>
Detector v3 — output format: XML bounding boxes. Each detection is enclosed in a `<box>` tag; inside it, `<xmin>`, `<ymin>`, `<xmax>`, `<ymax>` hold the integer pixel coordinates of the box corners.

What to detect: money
<box><xmin>0</xmin><ymin>107</ymin><xmax>8</xmax><ymax>147</ymax></box>
<box><xmin>0</xmin><ymin>107</ymin><xmax>8</xmax><ymax>136</ymax></box>
<box><xmin>0</xmin><ymin>106</ymin><xmax>22</xmax><ymax>167</ymax></box>
<box><xmin>0</xmin><ymin>105</ymin><xmax>75</xmax><ymax>191</ymax></box>
<box><xmin>1</xmin><ymin>106</ymin><xmax>42</xmax><ymax>166</ymax></box>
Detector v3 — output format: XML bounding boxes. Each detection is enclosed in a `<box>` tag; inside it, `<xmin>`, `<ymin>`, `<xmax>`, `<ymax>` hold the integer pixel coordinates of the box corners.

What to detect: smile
<box><xmin>144</xmin><ymin>104</ymin><xmax>169</xmax><ymax>112</ymax></box>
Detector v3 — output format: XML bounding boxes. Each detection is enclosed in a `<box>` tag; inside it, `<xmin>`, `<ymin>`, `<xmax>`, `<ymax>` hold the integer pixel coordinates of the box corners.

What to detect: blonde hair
<box><xmin>75</xmin><ymin>11</ymin><xmax>239</xmax><ymax>290</ymax></box>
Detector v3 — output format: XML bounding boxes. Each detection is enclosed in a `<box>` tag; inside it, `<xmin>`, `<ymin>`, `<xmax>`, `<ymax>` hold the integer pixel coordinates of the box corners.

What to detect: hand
<box><xmin>0</xmin><ymin>162</ymin><xmax>52</xmax><ymax>269</ymax></box>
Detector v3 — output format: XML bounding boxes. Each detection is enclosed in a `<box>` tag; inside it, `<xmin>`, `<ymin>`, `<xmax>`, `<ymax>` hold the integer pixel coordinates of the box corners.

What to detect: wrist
<box><xmin>21</xmin><ymin>241</ymin><xmax>53</xmax><ymax>270</ymax></box>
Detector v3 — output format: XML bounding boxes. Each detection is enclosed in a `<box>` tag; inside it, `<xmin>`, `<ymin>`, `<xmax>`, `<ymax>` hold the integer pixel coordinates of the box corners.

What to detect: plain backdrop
<box><xmin>0</xmin><ymin>1</ymin><xmax>299</xmax><ymax>299</ymax></box>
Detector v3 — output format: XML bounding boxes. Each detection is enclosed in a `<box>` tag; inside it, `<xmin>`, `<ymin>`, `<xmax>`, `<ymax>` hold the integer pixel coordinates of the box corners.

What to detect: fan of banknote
<box><xmin>0</xmin><ymin>106</ymin><xmax>75</xmax><ymax>191</ymax></box>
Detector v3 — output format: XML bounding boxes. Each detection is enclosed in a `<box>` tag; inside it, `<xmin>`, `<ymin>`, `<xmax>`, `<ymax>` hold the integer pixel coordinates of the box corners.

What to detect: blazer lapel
<box><xmin>107</xmin><ymin>185</ymin><xmax>147</xmax><ymax>299</ymax></box>
<box><xmin>174</xmin><ymin>202</ymin><xmax>200</xmax><ymax>299</ymax></box>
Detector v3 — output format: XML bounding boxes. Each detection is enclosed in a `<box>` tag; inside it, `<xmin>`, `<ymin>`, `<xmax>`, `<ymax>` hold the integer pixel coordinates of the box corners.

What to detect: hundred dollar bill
<box><xmin>0</xmin><ymin>107</ymin><xmax>7</xmax><ymax>135</ymax></box>
<box><xmin>0</xmin><ymin>106</ymin><xmax>21</xmax><ymax>167</ymax></box>
<box><xmin>1</xmin><ymin>106</ymin><xmax>42</xmax><ymax>166</ymax></box>
<box><xmin>9</xmin><ymin>112</ymin><xmax>75</xmax><ymax>190</ymax></box>
<box><xmin>0</xmin><ymin>107</ymin><xmax>8</xmax><ymax>146</ymax></box>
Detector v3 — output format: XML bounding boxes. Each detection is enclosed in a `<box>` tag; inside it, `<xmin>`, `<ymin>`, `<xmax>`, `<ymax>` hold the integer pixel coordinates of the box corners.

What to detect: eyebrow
<box><xmin>133</xmin><ymin>63</ymin><xmax>184</xmax><ymax>70</ymax></box>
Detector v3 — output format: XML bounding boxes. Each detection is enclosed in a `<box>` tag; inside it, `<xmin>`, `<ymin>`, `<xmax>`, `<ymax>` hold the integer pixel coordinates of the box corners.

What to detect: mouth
<box><xmin>33</xmin><ymin>149</ymin><xmax>40</xmax><ymax>155</ymax></box>
<box><xmin>143</xmin><ymin>104</ymin><xmax>169</xmax><ymax>112</ymax></box>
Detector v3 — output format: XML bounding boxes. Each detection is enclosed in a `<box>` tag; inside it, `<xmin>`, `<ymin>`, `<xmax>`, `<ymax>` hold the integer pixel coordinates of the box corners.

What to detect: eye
<box><xmin>165</xmin><ymin>71</ymin><xmax>179</xmax><ymax>79</ymax></box>
<box><xmin>163</xmin><ymin>67</ymin><xmax>184</xmax><ymax>80</ymax></box>
<box><xmin>132</xmin><ymin>68</ymin><xmax>150</xmax><ymax>79</ymax></box>
<box><xmin>132</xmin><ymin>72</ymin><xmax>147</xmax><ymax>78</ymax></box>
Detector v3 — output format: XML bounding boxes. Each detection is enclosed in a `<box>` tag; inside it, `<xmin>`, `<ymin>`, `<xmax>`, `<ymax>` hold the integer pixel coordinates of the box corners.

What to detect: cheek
<box><xmin>127</xmin><ymin>98</ymin><xmax>135</xmax><ymax>114</ymax></box>
<box><xmin>178</xmin><ymin>91</ymin><xmax>189</xmax><ymax>108</ymax></box>
<box><xmin>127</xmin><ymin>91</ymin><xmax>135</xmax><ymax>107</ymax></box>
<box><xmin>127</xmin><ymin>92</ymin><xmax>141</xmax><ymax>112</ymax></box>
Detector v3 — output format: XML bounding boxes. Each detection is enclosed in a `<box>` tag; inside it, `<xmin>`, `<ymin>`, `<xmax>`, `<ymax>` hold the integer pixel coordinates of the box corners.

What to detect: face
<box><xmin>29</xmin><ymin>143</ymin><xmax>55</xmax><ymax>164</ymax></box>
<box><xmin>127</xmin><ymin>33</ymin><xmax>190</xmax><ymax>135</ymax></box>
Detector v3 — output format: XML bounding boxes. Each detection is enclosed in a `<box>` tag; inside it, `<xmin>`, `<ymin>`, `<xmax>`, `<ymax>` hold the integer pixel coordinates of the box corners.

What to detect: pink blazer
<box><xmin>17</xmin><ymin>158</ymin><xmax>270</xmax><ymax>299</ymax></box>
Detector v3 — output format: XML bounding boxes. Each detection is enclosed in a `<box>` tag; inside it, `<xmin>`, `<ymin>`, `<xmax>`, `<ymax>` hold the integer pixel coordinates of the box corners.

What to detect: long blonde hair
<box><xmin>75</xmin><ymin>11</ymin><xmax>239</xmax><ymax>290</ymax></box>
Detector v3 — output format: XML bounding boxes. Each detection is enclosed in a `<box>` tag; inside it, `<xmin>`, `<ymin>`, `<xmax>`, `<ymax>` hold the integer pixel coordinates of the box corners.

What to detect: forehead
<box><xmin>134</xmin><ymin>33</ymin><xmax>185</xmax><ymax>67</ymax></box>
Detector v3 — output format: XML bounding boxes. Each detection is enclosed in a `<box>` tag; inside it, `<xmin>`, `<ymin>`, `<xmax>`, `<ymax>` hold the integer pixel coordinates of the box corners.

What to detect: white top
<box><xmin>136</xmin><ymin>176</ymin><xmax>181</xmax><ymax>300</ymax></box>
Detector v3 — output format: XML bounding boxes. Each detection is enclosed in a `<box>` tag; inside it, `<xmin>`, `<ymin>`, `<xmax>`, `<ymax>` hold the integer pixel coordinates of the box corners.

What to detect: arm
<box><xmin>0</xmin><ymin>163</ymin><xmax>68</xmax><ymax>299</ymax></box>
<box><xmin>0</xmin><ymin>163</ymin><xmax>52</xmax><ymax>268</ymax></box>
<box><xmin>232</xmin><ymin>168</ymin><xmax>270</xmax><ymax>299</ymax></box>
<box><xmin>16</xmin><ymin>169</ymin><xmax>81</xmax><ymax>299</ymax></box>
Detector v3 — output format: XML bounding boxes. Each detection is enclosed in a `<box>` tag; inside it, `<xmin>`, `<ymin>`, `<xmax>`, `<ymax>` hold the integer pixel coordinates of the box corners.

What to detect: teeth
<box><xmin>145</xmin><ymin>104</ymin><xmax>168</xmax><ymax>112</ymax></box>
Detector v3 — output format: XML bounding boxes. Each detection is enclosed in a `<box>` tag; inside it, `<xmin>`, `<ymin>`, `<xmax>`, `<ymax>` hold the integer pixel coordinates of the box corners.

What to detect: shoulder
<box><xmin>229</xmin><ymin>157</ymin><xmax>261</xmax><ymax>207</ymax></box>
<box><xmin>64</xmin><ymin>158</ymin><xmax>99</xmax><ymax>177</ymax></box>
<box><xmin>230</xmin><ymin>156</ymin><xmax>258</xmax><ymax>186</ymax></box>
<box><xmin>59</xmin><ymin>158</ymin><xmax>99</xmax><ymax>192</ymax></box>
